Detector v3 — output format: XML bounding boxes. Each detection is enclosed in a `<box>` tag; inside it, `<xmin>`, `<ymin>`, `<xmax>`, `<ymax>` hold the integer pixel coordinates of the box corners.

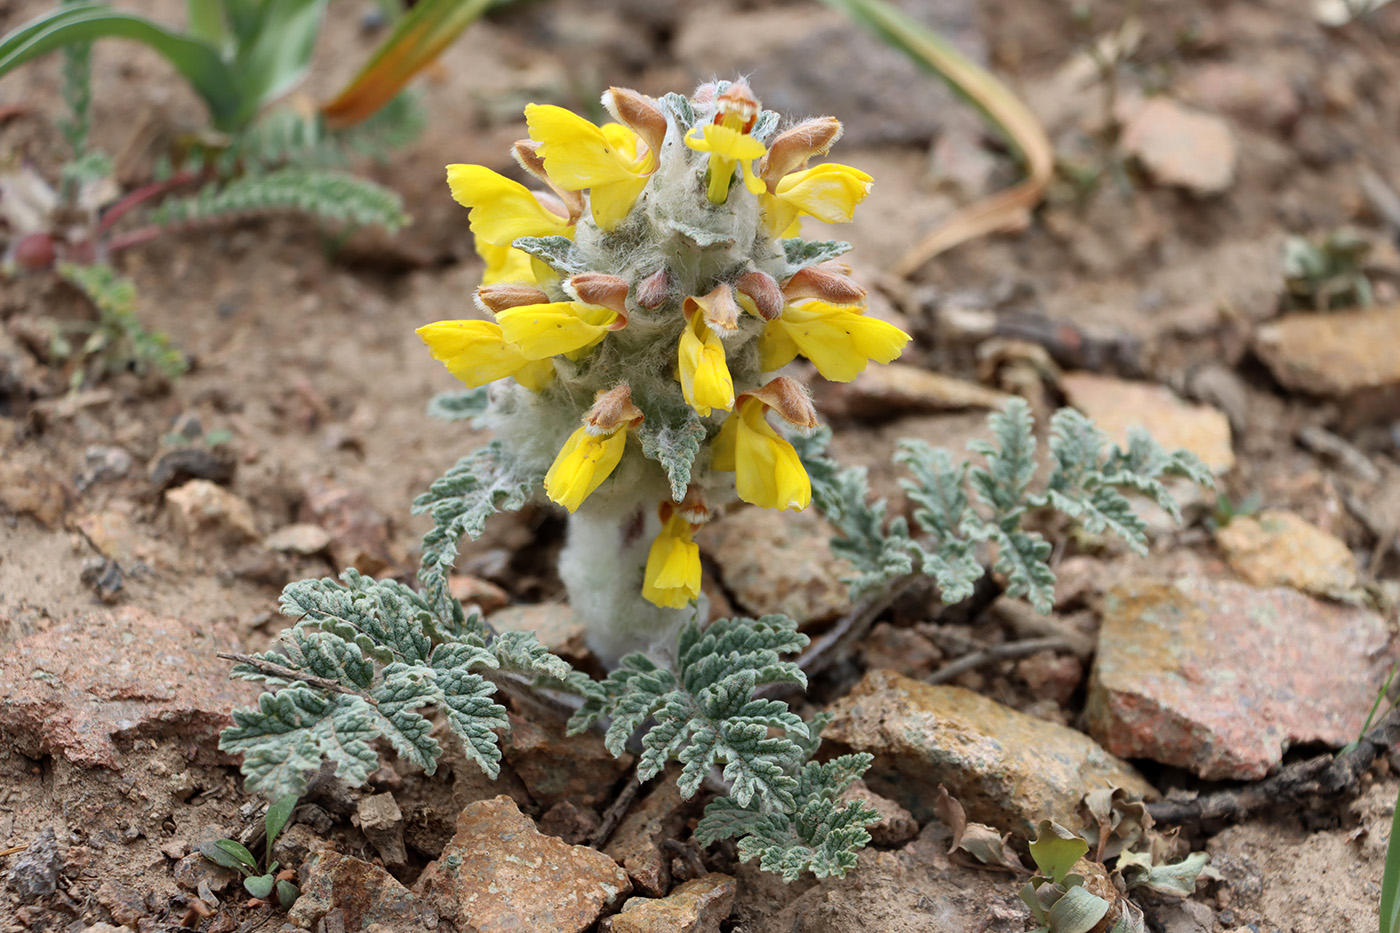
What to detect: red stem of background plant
<box><xmin>97</xmin><ymin>171</ymin><xmax>198</xmax><ymax>236</ymax></box>
<box><xmin>104</xmin><ymin>225</ymin><xmax>166</xmax><ymax>254</ymax></box>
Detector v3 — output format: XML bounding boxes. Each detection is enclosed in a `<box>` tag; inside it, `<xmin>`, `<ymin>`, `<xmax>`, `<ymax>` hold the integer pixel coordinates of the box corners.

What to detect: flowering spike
<box><xmin>734</xmin><ymin>270</ymin><xmax>785</xmax><ymax>321</ymax></box>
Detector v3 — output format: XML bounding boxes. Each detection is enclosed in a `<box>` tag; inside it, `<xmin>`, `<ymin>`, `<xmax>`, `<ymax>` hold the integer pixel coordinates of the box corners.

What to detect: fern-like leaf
<box><xmin>221</xmin><ymin>688</ymin><xmax>380</xmax><ymax>799</ymax></box>
<box><xmin>150</xmin><ymin>167</ymin><xmax>407</xmax><ymax>232</ymax></box>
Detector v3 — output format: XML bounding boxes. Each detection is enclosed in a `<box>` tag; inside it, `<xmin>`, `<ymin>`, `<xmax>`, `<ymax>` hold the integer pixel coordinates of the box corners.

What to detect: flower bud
<box><xmin>746</xmin><ymin>377</ymin><xmax>818</xmax><ymax>429</ymax></box>
<box><xmin>759</xmin><ymin>117</ymin><xmax>843</xmax><ymax>191</ymax></box>
<box><xmin>684</xmin><ymin>283</ymin><xmax>741</xmax><ymax>333</ymax></box>
<box><xmin>475</xmin><ymin>283</ymin><xmax>550</xmax><ymax>313</ymax></box>
<box><xmin>567</xmin><ymin>272</ymin><xmax>631</xmax><ymax>329</ymax></box>
<box><xmin>602</xmin><ymin>87</ymin><xmax>667</xmax><ymax>165</ymax></box>
<box><xmin>782</xmin><ymin>265</ymin><xmax>866</xmax><ymax>304</ymax></box>
<box><xmin>585</xmin><ymin>384</ymin><xmax>644</xmax><ymax>434</ymax></box>
<box><xmin>734</xmin><ymin>270</ymin><xmax>784</xmax><ymax>320</ymax></box>
<box><xmin>513</xmin><ymin>139</ymin><xmax>585</xmax><ymax>222</ymax></box>
<box><xmin>635</xmin><ymin>268</ymin><xmax>671</xmax><ymax>310</ymax></box>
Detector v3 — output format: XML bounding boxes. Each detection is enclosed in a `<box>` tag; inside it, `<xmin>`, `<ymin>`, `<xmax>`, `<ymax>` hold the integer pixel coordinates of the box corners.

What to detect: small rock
<box><xmin>76</xmin><ymin>445</ymin><xmax>134</xmax><ymax>491</ymax></box>
<box><xmin>159</xmin><ymin>840</ymin><xmax>191</xmax><ymax>861</ymax></box>
<box><xmin>148</xmin><ymin>447</ymin><xmax>236</xmax><ymax>492</ymax></box>
<box><xmin>414</xmin><ymin>795</ymin><xmax>631</xmax><ymax>933</ymax></box>
<box><xmin>1120</xmin><ymin>97</ymin><xmax>1238</xmax><ymax>195</ymax></box>
<box><xmin>0</xmin><ymin>460</ymin><xmax>67</xmax><ymax>527</ymax></box>
<box><xmin>538</xmin><ymin>801</ymin><xmax>602</xmax><ymax>846</ymax></box>
<box><xmin>297</xmin><ymin>481</ymin><xmax>394</xmax><ymax>574</ymax></box>
<box><xmin>1255</xmin><ymin>306</ymin><xmax>1400</xmax><ymax>398</ymax></box>
<box><xmin>96</xmin><ymin>880</ymin><xmax>147</xmax><ymax>925</ymax></box>
<box><xmin>602</xmin><ymin>873</ymin><xmax>735</xmax><ymax>933</ymax></box>
<box><xmin>79</xmin><ymin>556</ymin><xmax>123</xmax><ymax>603</ymax></box>
<box><xmin>165</xmin><ymin>479</ymin><xmax>259</xmax><ymax>547</ymax></box>
<box><xmin>840</xmin><ymin>781</ymin><xmax>917</xmax><ymax>847</ymax></box>
<box><xmin>0</xmin><ymin>607</ymin><xmax>256</xmax><ymax>768</ymax></box>
<box><xmin>289</xmin><ymin>848</ymin><xmax>434</xmax><ymax>931</ymax></box>
<box><xmin>1061</xmin><ymin>371</ymin><xmax>1234</xmax><ymax>473</ymax></box>
<box><xmin>7</xmin><ymin>826</ymin><xmax>63</xmax><ymax>902</ymax></box>
<box><xmin>1146</xmin><ymin>899</ymin><xmax>1215</xmax><ymax>933</ymax></box>
<box><xmin>502</xmin><ymin>712</ymin><xmax>633</xmax><ymax>810</ymax></box>
<box><xmin>1216</xmin><ymin>508</ymin><xmax>1357</xmax><ymax>597</ymax></box>
<box><xmin>812</xmin><ymin>363</ymin><xmax>1011</xmax><ymax>419</ymax></box>
<box><xmin>488</xmin><ymin>604</ymin><xmax>588</xmax><ymax>659</ymax></box>
<box><xmin>1016</xmin><ymin>650</ymin><xmax>1084</xmax><ymax>707</ymax></box>
<box><xmin>449</xmin><ymin>574</ymin><xmax>510</xmax><ymax>613</ymax></box>
<box><xmin>356</xmin><ymin>793</ymin><xmax>407</xmax><ymax>868</ymax></box>
<box><xmin>263</xmin><ymin>523</ymin><xmax>332</xmax><ymax>556</ymax></box>
<box><xmin>173</xmin><ymin>852</ymin><xmax>238</xmax><ymax>895</ymax></box>
<box><xmin>699</xmin><ymin>506</ymin><xmax>852</xmax><ymax>628</ymax></box>
<box><xmin>1086</xmin><ymin>576</ymin><xmax>1392</xmax><ymax>779</ymax></box>
<box><xmin>76</xmin><ymin>508</ymin><xmax>139</xmax><ymax>565</ymax></box>
<box><xmin>604</xmin><ymin>777</ymin><xmax>691</xmax><ymax>897</ymax></box>
<box><xmin>822</xmin><ymin>670</ymin><xmax>1154</xmax><ymax>836</ymax></box>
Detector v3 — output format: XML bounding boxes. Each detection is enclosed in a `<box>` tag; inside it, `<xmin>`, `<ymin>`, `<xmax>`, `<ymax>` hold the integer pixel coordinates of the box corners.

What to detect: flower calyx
<box><xmin>566</xmin><ymin>272</ymin><xmax>631</xmax><ymax>329</ymax></box>
<box><xmin>684</xmin><ymin>282</ymin><xmax>742</xmax><ymax>334</ymax></box>
<box><xmin>759</xmin><ymin>116</ymin><xmax>843</xmax><ymax>191</ymax></box>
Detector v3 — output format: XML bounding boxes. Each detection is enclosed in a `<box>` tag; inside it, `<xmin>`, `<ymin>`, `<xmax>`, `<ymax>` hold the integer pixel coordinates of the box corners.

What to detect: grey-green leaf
<box><xmin>1028</xmin><ymin>820</ymin><xmax>1088</xmax><ymax>885</ymax></box>
<box><xmin>1046</xmin><ymin>885</ymin><xmax>1110</xmax><ymax>933</ymax></box>
<box><xmin>263</xmin><ymin>792</ymin><xmax>299</xmax><ymax>850</ymax></box>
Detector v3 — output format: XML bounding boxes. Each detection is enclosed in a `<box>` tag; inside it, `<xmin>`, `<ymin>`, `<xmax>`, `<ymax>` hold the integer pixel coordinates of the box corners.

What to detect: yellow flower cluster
<box><xmin>418</xmin><ymin>82</ymin><xmax>910</xmax><ymax>610</ymax></box>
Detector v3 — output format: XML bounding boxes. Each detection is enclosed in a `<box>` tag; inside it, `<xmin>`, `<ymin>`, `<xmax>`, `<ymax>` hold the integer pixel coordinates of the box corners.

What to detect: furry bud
<box><xmin>475</xmin><ymin>283</ymin><xmax>550</xmax><ymax>313</ymax></box>
<box><xmin>602</xmin><ymin>87</ymin><xmax>667</xmax><ymax>165</ymax></box>
<box><xmin>733</xmin><ymin>270</ymin><xmax>784</xmax><ymax>320</ymax></box>
<box><xmin>513</xmin><ymin>139</ymin><xmax>585</xmax><ymax>222</ymax></box>
<box><xmin>782</xmin><ymin>265</ymin><xmax>866</xmax><ymax>304</ymax></box>
<box><xmin>635</xmin><ymin>268</ymin><xmax>671</xmax><ymax>310</ymax></box>
<box><xmin>759</xmin><ymin>117</ymin><xmax>843</xmax><ymax>190</ymax></box>
<box><xmin>746</xmin><ymin>377</ymin><xmax>818</xmax><ymax>428</ymax></box>
<box><xmin>684</xmin><ymin>283</ymin><xmax>741</xmax><ymax>333</ymax></box>
<box><xmin>586</xmin><ymin>384</ymin><xmax>644</xmax><ymax>433</ymax></box>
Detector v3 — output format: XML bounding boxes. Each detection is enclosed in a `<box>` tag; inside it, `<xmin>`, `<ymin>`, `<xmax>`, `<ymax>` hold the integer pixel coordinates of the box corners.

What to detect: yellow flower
<box><xmin>416</xmin><ymin>320</ymin><xmax>554</xmax><ymax>390</ymax></box>
<box><xmin>684</xmin><ymin>124</ymin><xmax>767</xmax><ymax>204</ymax></box>
<box><xmin>759</xmin><ymin>299</ymin><xmax>910</xmax><ymax>382</ymax></box>
<box><xmin>712</xmin><ymin>396</ymin><xmax>811</xmax><ymax>512</ymax></box>
<box><xmin>760</xmin><ymin>163</ymin><xmax>872</xmax><ymax>237</ymax></box>
<box><xmin>475</xmin><ymin>241</ymin><xmax>540</xmax><ymax>286</ymax></box>
<box><xmin>525</xmin><ymin>104</ymin><xmax>654</xmax><ymax>231</ymax></box>
<box><xmin>495</xmin><ymin>301</ymin><xmax>618</xmax><ymax>360</ymax></box>
<box><xmin>544</xmin><ymin>424</ymin><xmax>628</xmax><ymax>512</ymax></box>
<box><xmin>677</xmin><ymin>313</ymin><xmax>734</xmax><ymax>416</ymax></box>
<box><xmin>641</xmin><ymin>509</ymin><xmax>701</xmax><ymax>608</ymax></box>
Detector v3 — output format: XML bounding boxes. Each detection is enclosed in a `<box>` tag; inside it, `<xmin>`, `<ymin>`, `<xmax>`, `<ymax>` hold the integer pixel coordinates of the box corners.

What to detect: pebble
<box><xmin>448</xmin><ymin>574</ymin><xmax>510</xmax><ymax>613</ymax></box>
<box><xmin>1060</xmin><ymin>371</ymin><xmax>1235</xmax><ymax>473</ymax></box>
<box><xmin>263</xmin><ymin>523</ymin><xmax>332</xmax><ymax>556</ymax></box>
<box><xmin>414</xmin><ymin>796</ymin><xmax>631</xmax><ymax>933</ymax></box>
<box><xmin>165</xmin><ymin>479</ymin><xmax>259</xmax><ymax>547</ymax></box>
<box><xmin>76</xmin><ymin>508</ymin><xmax>139</xmax><ymax>565</ymax></box>
<box><xmin>1215</xmin><ymin>508</ymin><xmax>1357</xmax><ymax>597</ymax></box>
<box><xmin>173</xmin><ymin>852</ymin><xmax>238</xmax><ymax>895</ymax></box>
<box><xmin>840</xmin><ymin>781</ymin><xmax>918</xmax><ymax>848</ymax></box>
<box><xmin>1177</xmin><ymin>62</ymin><xmax>1301</xmax><ymax>133</ymax></box>
<box><xmin>1086</xmin><ymin>576</ymin><xmax>1392</xmax><ymax>779</ymax></box>
<box><xmin>1254</xmin><ymin>306</ymin><xmax>1400</xmax><ymax>398</ymax></box>
<box><xmin>601</xmin><ymin>873</ymin><xmax>736</xmax><ymax>933</ymax></box>
<box><xmin>0</xmin><ymin>460</ymin><xmax>67</xmax><ymax>527</ymax></box>
<box><xmin>488</xmin><ymin>604</ymin><xmax>588</xmax><ymax>660</ymax></box>
<box><xmin>8</xmin><ymin>826</ymin><xmax>63</xmax><ymax>902</ymax></box>
<box><xmin>1120</xmin><ymin>97</ymin><xmax>1239</xmax><ymax>195</ymax></box>
<box><xmin>822</xmin><ymin>670</ymin><xmax>1154</xmax><ymax>836</ymax></box>
<box><xmin>148</xmin><ymin>447</ymin><xmax>235</xmax><ymax>492</ymax></box>
<box><xmin>698</xmin><ymin>506</ymin><xmax>852</xmax><ymax>628</ymax></box>
<box><xmin>0</xmin><ymin>607</ymin><xmax>256</xmax><ymax>768</ymax></box>
<box><xmin>289</xmin><ymin>848</ymin><xmax>435</xmax><ymax>930</ymax></box>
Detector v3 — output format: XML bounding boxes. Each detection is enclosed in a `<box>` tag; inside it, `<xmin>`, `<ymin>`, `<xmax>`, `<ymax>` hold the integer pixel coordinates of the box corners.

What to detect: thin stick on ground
<box><xmin>590</xmin><ymin>775</ymin><xmax>643</xmax><ymax>849</ymax></box>
<box><xmin>926</xmin><ymin>636</ymin><xmax>1075</xmax><ymax>685</ymax></box>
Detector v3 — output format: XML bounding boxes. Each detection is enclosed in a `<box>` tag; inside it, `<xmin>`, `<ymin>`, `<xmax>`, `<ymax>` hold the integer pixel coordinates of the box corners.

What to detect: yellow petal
<box><xmin>476</xmin><ymin>241</ymin><xmax>538</xmax><ymax>285</ymax></box>
<box><xmin>446</xmin><ymin>164</ymin><xmax>572</xmax><ymax>246</ymax></box>
<box><xmin>780</xmin><ymin>300</ymin><xmax>911</xmax><ymax>382</ymax></box>
<box><xmin>757</xmin><ymin>318</ymin><xmax>800</xmax><ymax>372</ymax></box>
<box><xmin>677</xmin><ymin>316</ymin><xmax>734</xmax><ymax>416</ymax></box>
<box><xmin>416</xmin><ymin>320</ymin><xmax>533</xmax><ymax>387</ymax></box>
<box><xmin>512</xmin><ymin>358</ymin><xmax>556</xmax><ymax>391</ymax></box>
<box><xmin>526</xmin><ymin>105</ymin><xmax>645</xmax><ymax>189</ymax></box>
<box><xmin>716</xmin><ymin>397</ymin><xmax>811</xmax><ymax>512</ymax></box>
<box><xmin>588</xmin><ymin>175</ymin><xmax>652</xmax><ymax>231</ymax></box>
<box><xmin>496</xmin><ymin>301</ymin><xmax>617</xmax><ymax>360</ymax></box>
<box><xmin>773</xmin><ymin>163</ymin><xmax>873</xmax><ymax>224</ymax></box>
<box><xmin>684</xmin><ymin>124</ymin><xmax>767</xmax><ymax>161</ymax></box>
<box><xmin>641</xmin><ymin>512</ymin><xmax>701</xmax><ymax>608</ymax></box>
<box><xmin>544</xmin><ymin>425</ymin><xmax>628</xmax><ymax>512</ymax></box>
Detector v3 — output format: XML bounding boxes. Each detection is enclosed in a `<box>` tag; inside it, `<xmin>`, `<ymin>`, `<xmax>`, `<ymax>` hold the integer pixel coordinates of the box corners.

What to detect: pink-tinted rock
<box><xmin>822</xmin><ymin>671</ymin><xmax>1154</xmax><ymax>836</ymax></box>
<box><xmin>1086</xmin><ymin>577</ymin><xmax>1393</xmax><ymax>779</ymax></box>
<box><xmin>501</xmin><ymin>711</ymin><xmax>633</xmax><ymax>810</ymax></box>
<box><xmin>1120</xmin><ymin>97</ymin><xmax>1238</xmax><ymax>195</ymax></box>
<box><xmin>1061</xmin><ymin>371</ymin><xmax>1234</xmax><ymax>473</ymax></box>
<box><xmin>415</xmin><ymin>796</ymin><xmax>631</xmax><ymax>933</ymax></box>
<box><xmin>0</xmin><ymin>608</ymin><xmax>256</xmax><ymax>768</ymax></box>
<box><xmin>449</xmin><ymin>574</ymin><xmax>510</xmax><ymax>613</ymax></box>
<box><xmin>0</xmin><ymin>460</ymin><xmax>67</xmax><ymax>527</ymax></box>
<box><xmin>602</xmin><ymin>874</ymin><xmax>735</xmax><ymax>933</ymax></box>
<box><xmin>812</xmin><ymin>363</ymin><xmax>1011</xmax><ymax>419</ymax></box>
<box><xmin>840</xmin><ymin>780</ymin><xmax>918</xmax><ymax>847</ymax></box>
<box><xmin>165</xmin><ymin>479</ymin><xmax>258</xmax><ymax>547</ymax></box>
<box><xmin>489</xmin><ymin>604</ymin><xmax>588</xmax><ymax>660</ymax></box>
<box><xmin>1177</xmin><ymin>62</ymin><xmax>1301</xmax><ymax>132</ymax></box>
<box><xmin>289</xmin><ymin>848</ymin><xmax>435</xmax><ymax>930</ymax></box>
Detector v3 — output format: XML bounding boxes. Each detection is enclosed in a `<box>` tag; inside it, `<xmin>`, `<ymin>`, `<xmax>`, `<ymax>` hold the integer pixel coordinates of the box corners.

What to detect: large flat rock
<box><xmin>1086</xmin><ymin>577</ymin><xmax>1392</xmax><ymax>779</ymax></box>
<box><xmin>1254</xmin><ymin>306</ymin><xmax>1400</xmax><ymax>397</ymax></box>
<box><xmin>822</xmin><ymin>670</ymin><xmax>1154</xmax><ymax>836</ymax></box>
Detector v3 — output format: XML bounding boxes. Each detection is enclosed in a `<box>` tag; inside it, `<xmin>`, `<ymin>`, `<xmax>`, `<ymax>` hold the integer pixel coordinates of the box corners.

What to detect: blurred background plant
<box><xmin>0</xmin><ymin>0</ymin><xmax>498</xmax><ymax>384</ymax></box>
<box><xmin>1281</xmin><ymin>228</ymin><xmax>1376</xmax><ymax>311</ymax></box>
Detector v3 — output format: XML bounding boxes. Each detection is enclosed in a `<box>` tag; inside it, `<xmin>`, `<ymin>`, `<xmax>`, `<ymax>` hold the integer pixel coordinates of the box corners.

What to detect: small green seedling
<box><xmin>199</xmin><ymin>793</ymin><xmax>300</xmax><ymax>909</ymax></box>
<box><xmin>1282</xmin><ymin>229</ymin><xmax>1375</xmax><ymax>312</ymax></box>
<box><xmin>1021</xmin><ymin>820</ymin><xmax>1126</xmax><ymax>933</ymax></box>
